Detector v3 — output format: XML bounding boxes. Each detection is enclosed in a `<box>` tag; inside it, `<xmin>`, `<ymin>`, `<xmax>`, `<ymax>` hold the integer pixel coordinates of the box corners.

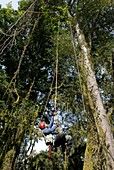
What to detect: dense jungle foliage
<box><xmin>0</xmin><ymin>0</ymin><xmax>114</xmax><ymax>169</ymax></box>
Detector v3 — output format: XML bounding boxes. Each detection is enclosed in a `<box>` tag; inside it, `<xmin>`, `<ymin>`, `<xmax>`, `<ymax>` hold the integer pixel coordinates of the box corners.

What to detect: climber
<box><xmin>38</xmin><ymin>109</ymin><xmax>72</xmax><ymax>154</ymax></box>
<box><xmin>38</xmin><ymin>109</ymin><xmax>58</xmax><ymax>135</ymax></box>
<box><xmin>38</xmin><ymin>109</ymin><xmax>59</xmax><ymax>146</ymax></box>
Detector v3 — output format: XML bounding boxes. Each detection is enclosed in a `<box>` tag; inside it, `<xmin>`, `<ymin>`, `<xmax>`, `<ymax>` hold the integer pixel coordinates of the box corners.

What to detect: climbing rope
<box><xmin>41</xmin><ymin>74</ymin><xmax>55</xmax><ymax>120</ymax></box>
<box><xmin>54</xmin><ymin>21</ymin><xmax>59</xmax><ymax>111</ymax></box>
<box><xmin>48</xmin><ymin>144</ymin><xmax>53</xmax><ymax>160</ymax></box>
<box><xmin>40</xmin><ymin>22</ymin><xmax>59</xmax><ymax>121</ymax></box>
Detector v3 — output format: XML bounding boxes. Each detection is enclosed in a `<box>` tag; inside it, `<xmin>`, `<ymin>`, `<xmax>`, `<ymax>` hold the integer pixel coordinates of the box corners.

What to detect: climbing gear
<box><xmin>44</xmin><ymin>134</ymin><xmax>53</xmax><ymax>146</ymax></box>
<box><xmin>48</xmin><ymin>144</ymin><xmax>53</xmax><ymax>160</ymax></box>
<box><xmin>43</xmin><ymin>134</ymin><xmax>53</xmax><ymax>160</ymax></box>
<box><xmin>38</xmin><ymin>121</ymin><xmax>45</xmax><ymax>129</ymax></box>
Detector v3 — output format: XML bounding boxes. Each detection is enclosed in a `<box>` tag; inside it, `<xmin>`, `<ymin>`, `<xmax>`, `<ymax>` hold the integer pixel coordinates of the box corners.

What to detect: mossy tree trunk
<box><xmin>1</xmin><ymin>125</ymin><xmax>25</xmax><ymax>170</ymax></box>
<box><xmin>75</xmin><ymin>23</ymin><xmax>114</xmax><ymax>170</ymax></box>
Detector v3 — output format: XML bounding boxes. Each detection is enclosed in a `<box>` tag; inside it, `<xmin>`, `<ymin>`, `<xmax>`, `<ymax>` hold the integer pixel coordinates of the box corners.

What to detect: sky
<box><xmin>34</xmin><ymin>139</ymin><xmax>48</xmax><ymax>153</ymax></box>
<box><xmin>0</xmin><ymin>0</ymin><xmax>18</xmax><ymax>9</ymax></box>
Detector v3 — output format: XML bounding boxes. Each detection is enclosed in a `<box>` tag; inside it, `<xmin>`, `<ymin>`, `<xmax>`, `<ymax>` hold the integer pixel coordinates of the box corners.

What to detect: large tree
<box><xmin>68</xmin><ymin>0</ymin><xmax>114</xmax><ymax>169</ymax></box>
<box><xmin>0</xmin><ymin>0</ymin><xmax>114</xmax><ymax>169</ymax></box>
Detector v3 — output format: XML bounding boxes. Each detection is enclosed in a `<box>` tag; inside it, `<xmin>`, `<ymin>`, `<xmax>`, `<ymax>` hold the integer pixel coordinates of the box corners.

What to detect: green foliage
<box><xmin>0</xmin><ymin>0</ymin><xmax>113</xmax><ymax>169</ymax></box>
<box><xmin>18</xmin><ymin>0</ymin><xmax>31</xmax><ymax>11</ymax></box>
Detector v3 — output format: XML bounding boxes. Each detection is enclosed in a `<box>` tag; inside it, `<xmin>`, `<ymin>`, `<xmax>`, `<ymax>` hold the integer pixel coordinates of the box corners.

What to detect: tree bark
<box><xmin>75</xmin><ymin>23</ymin><xmax>114</xmax><ymax>170</ymax></box>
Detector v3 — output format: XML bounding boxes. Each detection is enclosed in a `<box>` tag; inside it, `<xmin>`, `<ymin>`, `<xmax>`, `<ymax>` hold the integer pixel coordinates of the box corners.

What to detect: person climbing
<box><xmin>38</xmin><ymin>109</ymin><xmax>58</xmax><ymax>135</ymax></box>
<box><xmin>38</xmin><ymin>109</ymin><xmax>59</xmax><ymax>159</ymax></box>
<box><xmin>38</xmin><ymin>109</ymin><xmax>59</xmax><ymax>146</ymax></box>
<box><xmin>38</xmin><ymin>109</ymin><xmax>72</xmax><ymax>155</ymax></box>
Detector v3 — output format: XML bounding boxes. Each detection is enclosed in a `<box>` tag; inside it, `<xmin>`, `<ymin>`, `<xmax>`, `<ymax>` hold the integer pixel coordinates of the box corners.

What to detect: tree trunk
<box><xmin>75</xmin><ymin>23</ymin><xmax>114</xmax><ymax>170</ymax></box>
<box><xmin>1</xmin><ymin>147</ymin><xmax>16</xmax><ymax>170</ymax></box>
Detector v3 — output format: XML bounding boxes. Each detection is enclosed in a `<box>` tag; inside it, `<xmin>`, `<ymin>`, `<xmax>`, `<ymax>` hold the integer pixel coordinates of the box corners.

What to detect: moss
<box><xmin>1</xmin><ymin>147</ymin><xmax>16</xmax><ymax>170</ymax></box>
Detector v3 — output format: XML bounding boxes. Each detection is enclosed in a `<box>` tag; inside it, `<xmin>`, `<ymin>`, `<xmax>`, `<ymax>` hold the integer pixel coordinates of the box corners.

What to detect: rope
<box><xmin>41</xmin><ymin>74</ymin><xmax>55</xmax><ymax>120</ymax></box>
<box><xmin>54</xmin><ymin>21</ymin><xmax>59</xmax><ymax>110</ymax></box>
<box><xmin>64</xmin><ymin>149</ymin><xmax>67</xmax><ymax>170</ymax></box>
<box><xmin>38</xmin><ymin>23</ymin><xmax>59</xmax><ymax>121</ymax></box>
<box><xmin>48</xmin><ymin>144</ymin><xmax>52</xmax><ymax>160</ymax></box>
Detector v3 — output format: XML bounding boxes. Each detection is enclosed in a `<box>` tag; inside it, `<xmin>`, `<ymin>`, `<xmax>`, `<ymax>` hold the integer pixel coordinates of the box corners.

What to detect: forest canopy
<box><xmin>0</xmin><ymin>0</ymin><xmax>114</xmax><ymax>170</ymax></box>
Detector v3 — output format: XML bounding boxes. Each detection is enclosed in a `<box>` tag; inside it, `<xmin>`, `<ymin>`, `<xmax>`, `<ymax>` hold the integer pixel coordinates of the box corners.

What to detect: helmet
<box><xmin>39</xmin><ymin>121</ymin><xmax>45</xmax><ymax>129</ymax></box>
